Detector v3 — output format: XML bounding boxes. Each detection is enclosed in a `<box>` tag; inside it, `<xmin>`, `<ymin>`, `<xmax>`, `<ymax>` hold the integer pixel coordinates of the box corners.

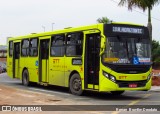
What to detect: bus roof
<box><xmin>8</xmin><ymin>22</ymin><xmax>145</xmax><ymax>41</ymax></box>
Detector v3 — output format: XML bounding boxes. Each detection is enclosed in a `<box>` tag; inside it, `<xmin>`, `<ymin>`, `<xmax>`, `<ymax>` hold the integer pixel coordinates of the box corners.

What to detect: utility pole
<box><xmin>42</xmin><ymin>26</ymin><xmax>45</xmax><ymax>32</ymax></box>
<box><xmin>52</xmin><ymin>23</ymin><xmax>55</xmax><ymax>31</ymax></box>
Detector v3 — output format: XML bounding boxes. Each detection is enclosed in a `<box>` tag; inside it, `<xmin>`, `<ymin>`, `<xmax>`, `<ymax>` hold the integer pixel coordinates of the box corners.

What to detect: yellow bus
<box><xmin>7</xmin><ymin>23</ymin><xmax>152</xmax><ymax>95</ymax></box>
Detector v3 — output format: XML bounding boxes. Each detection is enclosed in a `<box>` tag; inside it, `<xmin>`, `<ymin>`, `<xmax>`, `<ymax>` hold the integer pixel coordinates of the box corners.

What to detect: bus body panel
<box><xmin>64</xmin><ymin>57</ymin><xmax>84</xmax><ymax>87</ymax></box>
<box><xmin>49</xmin><ymin>57</ymin><xmax>65</xmax><ymax>86</ymax></box>
<box><xmin>15</xmin><ymin>59</ymin><xmax>20</xmax><ymax>78</ymax></box>
<box><xmin>20</xmin><ymin>45</ymin><xmax>39</xmax><ymax>82</ymax></box>
<box><xmin>27</xmin><ymin>58</ymin><xmax>39</xmax><ymax>82</ymax></box>
<box><xmin>7</xmin><ymin>55</ymin><xmax>13</xmax><ymax>78</ymax></box>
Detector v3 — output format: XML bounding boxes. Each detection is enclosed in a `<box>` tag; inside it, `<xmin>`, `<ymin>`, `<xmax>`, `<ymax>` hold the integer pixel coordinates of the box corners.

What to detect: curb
<box><xmin>149</xmin><ymin>86</ymin><xmax>160</xmax><ymax>92</ymax></box>
<box><xmin>149</xmin><ymin>89</ymin><xmax>160</xmax><ymax>92</ymax></box>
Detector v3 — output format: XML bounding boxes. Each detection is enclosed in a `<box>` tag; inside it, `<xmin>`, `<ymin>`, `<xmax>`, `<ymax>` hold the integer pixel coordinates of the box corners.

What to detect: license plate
<box><xmin>129</xmin><ymin>84</ymin><xmax>137</xmax><ymax>88</ymax></box>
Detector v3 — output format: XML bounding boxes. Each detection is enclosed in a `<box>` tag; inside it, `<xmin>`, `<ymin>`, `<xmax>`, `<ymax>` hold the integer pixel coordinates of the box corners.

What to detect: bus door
<box><xmin>13</xmin><ymin>42</ymin><xmax>20</xmax><ymax>79</ymax></box>
<box><xmin>85</xmin><ymin>33</ymin><xmax>101</xmax><ymax>90</ymax></box>
<box><xmin>39</xmin><ymin>39</ymin><xmax>50</xmax><ymax>83</ymax></box>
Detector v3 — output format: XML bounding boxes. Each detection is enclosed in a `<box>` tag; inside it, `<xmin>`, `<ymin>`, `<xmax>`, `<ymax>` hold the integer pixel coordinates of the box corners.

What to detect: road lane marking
<box><xmin>138</xmin><ymin>101</ymin><xmax>160</xmax><ymax>102</ymax></box>
<box><xmin>128</xmin><ymin>100</ymin><xmax>140</xmax><ymax>105</ymax></box>
<box><xmin>127</xmin><ymin>94</ymin><xmax>151</xmax><ymax>106</ymax></box>
<box><xmin>143</xmin><ymin>94</ymin><xmax>152</xmax><ymax>98</ymax></box>
<box><xmin>111</xmin><ymin>94</ymin><xmax>152</xmax><ymax>114</ymax></box>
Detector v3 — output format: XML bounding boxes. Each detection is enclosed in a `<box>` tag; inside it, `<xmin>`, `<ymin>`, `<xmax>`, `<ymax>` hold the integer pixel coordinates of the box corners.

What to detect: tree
<box><xmin>97</xmin><ymin>17</ymin><xmax>112</xmax><ymax>23</ymax></box>
<box><xmin>152</xmin><ymin>40</ymin><xmax>160</xmax><ymax>62</ymax></box>
<box><xmin>118</xmin><ymin>0</ymin><xmax>160</xmax><ymax>41</ymax></box>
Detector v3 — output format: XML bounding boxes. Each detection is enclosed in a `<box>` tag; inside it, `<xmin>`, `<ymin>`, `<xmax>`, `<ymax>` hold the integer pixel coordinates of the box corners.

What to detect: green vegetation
<box><xmin>118</xmin><ymin>0</ymin><xmax>160</xmax><ymax>41</ymax></box>
<box><xmin>152</xmin><ymin>40</ymin><xmax>160</xmax><ymax>62</ymax></box>
<box><xmin>96</xmin><ymin>17</ymin><xmax>112</xmax><ymax>23</ymax></box>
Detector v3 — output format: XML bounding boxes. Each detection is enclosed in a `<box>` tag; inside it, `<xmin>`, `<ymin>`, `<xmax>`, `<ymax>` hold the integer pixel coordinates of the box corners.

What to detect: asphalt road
<box><xmin>0</xmin><ymin>73</ymin><xmax>160</xmax><ymax>114</ymax></box>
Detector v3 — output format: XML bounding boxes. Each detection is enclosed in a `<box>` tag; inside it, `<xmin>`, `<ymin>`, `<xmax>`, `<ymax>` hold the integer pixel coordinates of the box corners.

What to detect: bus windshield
<box><xmin>102</xmin><ymin>36</ymin><xmax>151</xmax><ymax>64</ymax></box>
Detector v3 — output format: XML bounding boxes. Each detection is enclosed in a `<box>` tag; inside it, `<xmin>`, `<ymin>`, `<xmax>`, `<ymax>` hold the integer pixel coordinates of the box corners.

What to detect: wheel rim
<box><xmin>72</xmin><ymin>78</ymin><xmax>81</xmax><ymax>91</ymax></box>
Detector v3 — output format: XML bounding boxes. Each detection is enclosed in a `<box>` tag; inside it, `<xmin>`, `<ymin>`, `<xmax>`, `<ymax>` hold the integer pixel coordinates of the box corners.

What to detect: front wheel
<box><xmin>69</xmin><ymin>73</ymin><xmax>83</xmax><ymax>95</ymax></box>
<box><xmin>110</xmin><ymin>91</ymin><xmax>125</xmax><ymax>95</ymax></box>
<box><xmin>22</xmin><ymin>69</ymin><xmax>30</xmax><ymax>86</ymax></box>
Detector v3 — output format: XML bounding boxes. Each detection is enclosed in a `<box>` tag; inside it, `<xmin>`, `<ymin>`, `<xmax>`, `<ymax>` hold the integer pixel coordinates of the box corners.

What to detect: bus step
<box><xmin>38</xmin><ymin>82</ymin><xmax>48</xmax><ymax>86</ymax></box>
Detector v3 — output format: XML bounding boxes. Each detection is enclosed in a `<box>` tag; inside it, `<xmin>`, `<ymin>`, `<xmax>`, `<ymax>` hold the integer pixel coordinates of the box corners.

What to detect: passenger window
<box><xmin>9</xmin><ymin>41</ymin><xmax>13</xmax><ymax>57</ymax></box>
<box><xmin>21</xmin><ymin>39</ymin><xmax>29</xmax><ymax>56</ymax></box>
<box><xmin>66</xmin><ymin>32</ymin><xmax>83</xmax><ymax>56</ymax></box>
<box><xmin>51</xmin><ymin>35</ymin><xmax>65</xmax><ymax>56</ymax></box>
<box><xmin>30</xmin><ymin>38</ymin><xmax>38</xmax><ymax>57</ymax></box>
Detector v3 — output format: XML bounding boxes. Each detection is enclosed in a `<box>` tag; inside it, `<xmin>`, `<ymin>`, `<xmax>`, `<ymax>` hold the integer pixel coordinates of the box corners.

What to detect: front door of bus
<box><xmin>85</xmin><ymin>33</ymin><xmax>100</xmax><ymax>89</ymax></box>
<box><xmin>13</xmin><ymin>42</ymin><xmax>20</xmax><ymax>79</ymax></box>
<box><xmin>39</xmin><ymin>39</ymin><xmax>50</xmax><ymax>82</ymax></box>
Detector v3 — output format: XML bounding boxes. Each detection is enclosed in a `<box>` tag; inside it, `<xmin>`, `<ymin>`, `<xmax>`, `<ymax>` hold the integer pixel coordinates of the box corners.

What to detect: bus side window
<box><xmin>51</xmin><ymin>34</ymin><xmax>65</xmax><ymax>57</ymax></box>
<box><xmin>66</xmin><ymin>32</ymin><xmax>83</xmax><ymax>56</ymax></box>
<box><xmin>9</xmin><ymin>41</ymin><xmax>13</xmax><ymax>57</ymax></box>
<box><xmin>29</xmin><ymin>38</ymin><xmax>38</xmax><ymax>57</ymax></box>
<box><xmin>21</xmin><ymin>39</ymin><xmax>29</xmax><ymax>57</ymax></box>
<box><xmin>15</xmin><ymin>44</ymin><xmax>20</xmax><ymax>59</ymax></box>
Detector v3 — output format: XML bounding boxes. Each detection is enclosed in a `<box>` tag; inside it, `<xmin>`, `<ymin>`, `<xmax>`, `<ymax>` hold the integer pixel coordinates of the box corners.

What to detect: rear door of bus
<box><xmin>13</xmin><ymin>41</ymin><xmax>21</xmax><ymax>79</ymax></box>
<box><xmin>39</xmin><ymin>37</ymin><xmax>50</xmax><ymax>83</ymax></box>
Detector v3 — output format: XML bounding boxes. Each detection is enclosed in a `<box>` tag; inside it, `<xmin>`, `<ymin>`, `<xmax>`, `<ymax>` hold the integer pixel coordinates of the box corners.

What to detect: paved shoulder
<box><xmin>150</xmin><ymin>86</ymin><xmax>160</xmax><ymax>92</ymax></box>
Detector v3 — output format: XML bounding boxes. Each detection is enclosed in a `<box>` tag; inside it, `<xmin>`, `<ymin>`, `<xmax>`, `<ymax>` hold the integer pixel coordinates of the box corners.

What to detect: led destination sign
<box><xmin>113</xmin><ymin>26</ymin><xmax>143</xmax><ymax>34</ymax></box>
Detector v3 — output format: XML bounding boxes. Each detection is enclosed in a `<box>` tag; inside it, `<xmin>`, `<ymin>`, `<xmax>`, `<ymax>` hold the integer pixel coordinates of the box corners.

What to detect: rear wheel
<box><xmin>110</xmin><ymin>91</ymin><xmax>125</xmax><ymax>95</ymax></box>
<box><xmin>22</xmin><ymin>69</ymin><xmax>30</xmax><ymax>86</ymax></box>
<box><xmin>69</xmin><ymin>73</ymin><xmax>83</xmax><ymax>95</ymax></box>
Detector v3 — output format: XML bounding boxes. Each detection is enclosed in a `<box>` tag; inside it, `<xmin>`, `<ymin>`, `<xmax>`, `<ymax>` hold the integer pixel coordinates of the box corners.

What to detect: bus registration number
<box><xmin>129</xmin><ymin>84</ymin><xmax>137</xmax><ymax>88</ymax></box>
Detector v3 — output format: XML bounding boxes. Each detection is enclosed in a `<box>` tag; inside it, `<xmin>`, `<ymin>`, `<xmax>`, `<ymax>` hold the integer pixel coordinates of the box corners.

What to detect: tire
<box><xmin>22</xmin><ymin>69</ymin><xmax>30</xmax><ymax>86</ymax></box>
<box><xmin>69</xmin><ymin>73</ymin><xmax>83</xmax><ymax>95</ymax></box>
<box><xmin>110</xmin><ymin>91</ymin><xmax>125</xmax><ymax>95</ymax></box>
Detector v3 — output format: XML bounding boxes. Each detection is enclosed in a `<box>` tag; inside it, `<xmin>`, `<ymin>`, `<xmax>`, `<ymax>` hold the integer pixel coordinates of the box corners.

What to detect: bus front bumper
<box><xmin>99</xmin><ymin>78</ymin><xmax>151</xmax><ymax>92</ymax></box>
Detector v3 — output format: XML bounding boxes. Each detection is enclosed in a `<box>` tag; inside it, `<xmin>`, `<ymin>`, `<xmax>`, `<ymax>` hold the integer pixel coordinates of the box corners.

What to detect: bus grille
<box><xmin>116</xmin><ymin>80</ymin><xmax>147</xmax><ymax>88</ymax></box>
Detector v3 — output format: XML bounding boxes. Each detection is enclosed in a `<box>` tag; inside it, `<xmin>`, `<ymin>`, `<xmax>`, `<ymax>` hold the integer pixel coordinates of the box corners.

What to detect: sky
<box><xmin>0</xmin><ymin>0</ymin><xmax>160</xmax><ymax>45</ymax></box>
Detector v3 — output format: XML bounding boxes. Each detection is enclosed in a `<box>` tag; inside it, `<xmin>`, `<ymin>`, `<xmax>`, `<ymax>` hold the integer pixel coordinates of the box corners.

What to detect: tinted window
<box><xmin>51</xmin><ymin>35</ymin><xmax>65</xmax><ymax>56</ymax></box>
<box><xmin>66</xmin><ymin>32</ymin><xmax>83</xmax><ymax>56</ymax></box>
<box><xmin>9</xmin><ymin>41</ymin><xmax>13</xmax><ymax>57</ymax></box>
<box><xmin>21</xmin><ymin>39</ymin><xmax>29</xmax><ymax>56</ymax></box>
<box><xmin>30</xmin><ymin>38</ymin><xmax>38</xmax><ymax>57</ymax></box>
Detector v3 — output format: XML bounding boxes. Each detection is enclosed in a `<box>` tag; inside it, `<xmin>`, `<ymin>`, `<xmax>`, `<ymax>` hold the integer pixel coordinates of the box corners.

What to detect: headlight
<box><xmin>103</xmin><ymin>71</ymin><xmax>109</xmax><ymax>78</ymax></box>
<box><xmin>110</xmin><ymin>75</ymin><xmax>116</xmax><ymax>82</ymax></box>
<box><xmin>103</xmin><ymin>71</ymin><xmax>116</xmax><ymax>83</ymax></box>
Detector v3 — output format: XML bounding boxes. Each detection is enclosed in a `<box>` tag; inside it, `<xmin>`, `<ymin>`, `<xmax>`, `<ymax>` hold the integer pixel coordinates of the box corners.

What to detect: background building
<box><xmin>0</xmin><ymin>45</ymin><xmax>7</xmax><ymax>62</ymax></box>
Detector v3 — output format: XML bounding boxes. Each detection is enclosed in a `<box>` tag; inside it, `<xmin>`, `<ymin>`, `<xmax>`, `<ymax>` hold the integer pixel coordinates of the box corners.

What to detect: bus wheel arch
<box><xmin>69</xmin><ymin>71</ymin><xmax>83</xmax><ymax>95</ymax></box>
<box><xmin>22</xmin><ymin>68</ymin><xmax>30</xmax><ymax>86</ymax></box>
